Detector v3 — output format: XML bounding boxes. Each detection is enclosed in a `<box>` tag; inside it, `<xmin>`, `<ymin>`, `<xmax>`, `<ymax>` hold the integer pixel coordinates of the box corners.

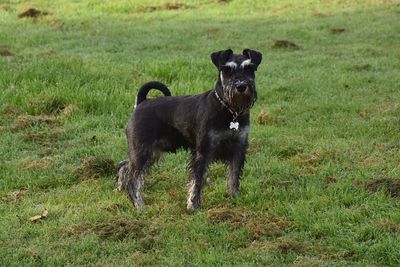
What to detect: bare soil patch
<box><xmin>2</xmin><ymin>190</ymin><xmax>28</xmax><ymax>204</ymax></box>
<box><xmin>272</xmin><ymin>40</ymin><xmax>299</xmax><ymax>49</ymax></box>
<box><xmin>365</xmin><ymin>178</ymin><xmax>400</xmax><ymax>198</ymax></box>
<box><xmin>137</xmin><ymin>2</ymin><xmax>190</xmax><ymax>13</ymax></box>
<box><xmin>256</xmin><ymin>110</ymin><xmax>271</xmax><ymax>125</ymax></box>
<box><xmin>352</xmin><ymin>64</ymin><xmax>371</xmax><ymax>71</ymax></box>
<box><xmin>65</xmin><ymin>218</ymin><xmax>160</xmax><ymax>249</ymax></box>
<box><xmin>0</xmin><ymin>50</ymin><xmax>14</xmax><ymax>57</ymax></box>
<box><xmin>18</xmin><ymin>8</ymin><xmax>49</xmax><ymax>18</ymax></box>
<box><xmin>276</xmin><ymin>237</ymin><xmax>307</xmax><ymax>254</ymax></box>
<box><xmin>207</xmin><ymin>207</ymin><xmax>290</xmax><ymax>240</ymax></box>
<box><xmin>75</xmin><ymin>156</ymin><xmax>115</xmax><ymax>179</ymax></box>
<box><xmin>331</xmin><ymin>28</ymin><xmax>345</xmax><ymax>33</ymax></box>
<box><xmin>10</xmin><ymin>115</ymin><xmax>57</xmax><ymax>132</ymax></box>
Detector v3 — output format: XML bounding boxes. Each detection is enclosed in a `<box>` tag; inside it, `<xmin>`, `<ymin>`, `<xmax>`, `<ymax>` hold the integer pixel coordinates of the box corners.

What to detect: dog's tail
<box><xmin>135</xmin><ymin>81</ymin><xmax>171</xmax><ymax>107</ymax></box>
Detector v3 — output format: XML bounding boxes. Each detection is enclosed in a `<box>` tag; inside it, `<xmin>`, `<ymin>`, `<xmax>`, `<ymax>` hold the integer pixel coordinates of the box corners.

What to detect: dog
<box><xmin>116</xmin><ymin>48</ymin><xmax>262</xmax><ymax>209</ymax></box>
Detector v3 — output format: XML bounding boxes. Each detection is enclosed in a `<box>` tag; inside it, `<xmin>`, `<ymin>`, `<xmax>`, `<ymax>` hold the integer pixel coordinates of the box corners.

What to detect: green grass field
<box><xmin>1</xmin><ymin>0</ymin><xmax>400</xmax><ymax>266</ymax></box>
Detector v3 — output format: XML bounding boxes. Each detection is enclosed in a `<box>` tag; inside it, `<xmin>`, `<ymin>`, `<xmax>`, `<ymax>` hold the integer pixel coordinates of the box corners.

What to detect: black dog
<box><xmin>116</xmin><ymin>49</ymin><xmax>262</xmax><ymax>209</ymax></box>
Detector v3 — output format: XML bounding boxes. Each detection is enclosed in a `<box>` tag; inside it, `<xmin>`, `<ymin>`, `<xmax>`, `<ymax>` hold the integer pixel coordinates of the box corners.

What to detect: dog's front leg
<box><xmin>227</xmin><ymin>146</ymin><xmax>246</xmax><ymax>197</ymax></box>
<box><xmin>187</xmin><ymin>151</ymin><xmax>209</xmax><ymax>210</ymax></box>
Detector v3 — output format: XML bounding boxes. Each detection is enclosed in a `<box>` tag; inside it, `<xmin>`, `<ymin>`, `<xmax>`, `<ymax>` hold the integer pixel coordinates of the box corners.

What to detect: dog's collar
<box><xmin>214</xmin><ymin>91</ymin><xmax>240</xmax><ymax>130</ymax></box>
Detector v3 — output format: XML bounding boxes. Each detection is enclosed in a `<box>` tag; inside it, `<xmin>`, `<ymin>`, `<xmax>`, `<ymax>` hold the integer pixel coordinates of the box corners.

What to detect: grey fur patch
<box><xmin>225</xmin><ymin>61</ymin><xmax>237</xmax><ymax>69</ymax></box>
<box><xmin>240</xmin><ymin>59</ymin><xmax>251</xmax><ymax>68</ymax></box>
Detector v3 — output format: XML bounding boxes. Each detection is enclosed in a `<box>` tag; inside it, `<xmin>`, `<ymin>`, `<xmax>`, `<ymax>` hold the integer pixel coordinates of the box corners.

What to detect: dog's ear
<box><xmin>242</xmin><ymin>49</ymin><xmax>262</xmax><ymax>70</ymax></box>
<box><xmin>211</xmin><ymin>49</ymin><xmax>233</xmax><ymax>70</ymax></box>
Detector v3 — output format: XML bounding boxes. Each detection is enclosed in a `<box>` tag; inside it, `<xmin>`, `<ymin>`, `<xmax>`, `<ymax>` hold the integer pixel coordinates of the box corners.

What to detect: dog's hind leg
<box><xmin>114</xmin><ymin>160</ymin><xmax>129</xmax><ymax>191</ymax></box>
<box><xmin>125</xmin><ymin>151</ymin><xmax>155</xmax><ymax>208</ymax></box>
<box><xmin>187</xmin><ymin>151</ymin><xmax>209</xmax><ymax>210</ymax></box>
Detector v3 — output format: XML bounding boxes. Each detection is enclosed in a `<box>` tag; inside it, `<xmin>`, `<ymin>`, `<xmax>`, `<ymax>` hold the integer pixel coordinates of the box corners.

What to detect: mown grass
<box><xmin>1</xmin><ymin>0</ymin><xmax>400</xmax><ymax>266</ymax></box>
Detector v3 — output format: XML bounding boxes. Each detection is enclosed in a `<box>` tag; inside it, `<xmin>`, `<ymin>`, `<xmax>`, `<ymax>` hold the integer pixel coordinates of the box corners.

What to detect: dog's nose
<box><xmin>236</xmin><ymin>85</ymin><xmax>247</xmax><ymax>93</ymax></box>
<box><xmin>235</xmin><ymin>81</ymin><xmax>248</xmax><ymax>93</ymax></box>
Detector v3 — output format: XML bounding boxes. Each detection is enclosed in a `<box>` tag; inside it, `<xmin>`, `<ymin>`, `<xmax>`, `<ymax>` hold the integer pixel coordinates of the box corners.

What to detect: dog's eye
<box><xmin>221</xmin><ymin>65</ymin><xmax>235</xmax><ymax>74</ymax></box>
<box><xmin>242</xmin><ymin>64</ymin><xmax>256</xmax><ymax>72</ymax></box>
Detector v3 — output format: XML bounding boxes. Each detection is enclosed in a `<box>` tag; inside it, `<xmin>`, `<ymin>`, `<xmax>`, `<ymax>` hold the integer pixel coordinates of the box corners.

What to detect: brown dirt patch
<box><xmin>313</xmin><ymin>12</ymin><xmax>331</xmax><ymax>17</ymax></box>
<box><xmin>293</xmin><ymin>151</ymin><xmax>321</xmax><ymax>165</ymax></box>
<box><xmin>18</xmin><ymin>8</ymin><xmax>49</xmax><ymax>18</ymax></box>
<box><xmin>277</xmin><ymin>146</ymin><xmax>304</xmax><ymax>159</ymax></box>
<box><xmin>24</xmin><ymin>157</ymin><xmax>58</xmax><ymax>170</ymax></box>
<box><xmin>205</xmin><ymin>27</ymin><xmax>220</xmax><ymax>39</ymax></box>
<box><xmin>365</xmin><ymin>178</ymin><xmax>400</xmax><ymax>198</ymax></box>
<box><xmin>207</xmin><ymin>207</ymin><xmax>250</xmax><ymax>226</ymax></box>
<box><xmin>38</xmin><ymin>49</ymin><xmax>55</xmax><ymax>57</ymax></box>
<box><xmin>247</xmin><ymin>138</ymin><xmax>263</xmax><ymax>156</ymax></box>
<box><xmin>28</xmin><ymin>96</ymin><xmax>67</xmax><ymax>115</ymax></box>
<box><xmin>65</xmin><ymin>218</ymin><xmax>160</xmax><ymax>248</ymax></box>
<box><xmin>272</xmin><ymin>40</ymin><xmax>299</xmax><ymax>49</ymax></box>
<box><xmin>256</xmin><ymin>110</ymin><xmax>271</xmax><ymax>125</ymax></box>
<box><xmin>0</xmin><ymin>50</ymin><xmax>14</xmax><ymax>57</ymax></box>
<box><xmin>357</xmin><ymin>110</ymin><xmax>370</xmax><ymax>120</ymax></box>
<box><xmin>65</xmin><ymin>219</ymin><xmax>145</xmax><ymax>240</ymax></box>
<box><xmin>59</xmin><ymin>104</ymin><xmax>78</xmax><ymax>117</ymax></box>
<box><xmin>75</xmin><ymin>156</ymin><xmax>115</xmax><ymax>179</ymax></box>
<box><xmin>377</xmin><ymin>220</ymin><xmax>400</xmax><ymax>233</ymax></box>
<box><xmin>2</xmin><ymin>190</ymin><xmax>28</xmax><ymax>204</ymax></box>
<box><xmin>25</xmin><ymin>249</ymin><xmax>41</xmax><ymax>263</ymax></box>
<box><xmin>276</xmin><ymin>237</ymin><xmax>306</xmax><ymax>254</ymax></box>
<box><xmin>0</xmin><ymin>4</ymin><xmax>12</xmax><ymax>11</ymax></box>
<box><xmin>352</xmin><ymin>64</ymin><xmax>371</xmax><ymax>71</ymax></box>
<box><xmin>324</xmin><ymin>176</ymin><xmax>337</xmax><ymax>185</ymax></box>
<box><xmin>1</xmin><ymin>104</ymin><xmax>21</xmax><ymax>118</ymax></box>
<box><xmin>247</xmin><ymin>216</ymin><xmax>290</xmax><ymax>239</ymax></box>
<box><xmin>331</xmin><ymin>28</ymin><xmax>345</xmax><ymax>33</ymax></box>
<box><xmin>10</xmin><ymin>115</ymin><xmax>57</xmax><ymax>132</ymax></box>
<box><xmin>137</xmin><ymin>2</ymin><xmax>190</xmax><ymax>13</ymax></box>
<box><xmin>103</xmin><ymin>203</ymin><xmax>126</xmax><ymax>212</ymax></box>
<box><xmin>207</xmin><ymin>207</ymin><xmax>290</xmax><ymax>240</ymax></box>
<box><xmin>23</xmin><ymin>127</ymin><xmax>63</xmax><ymax>145</ymax></box>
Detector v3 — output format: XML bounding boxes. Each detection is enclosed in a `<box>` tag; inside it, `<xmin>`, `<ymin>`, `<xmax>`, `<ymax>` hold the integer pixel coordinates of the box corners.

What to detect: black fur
<box><xmin>116</xmin><ymin>49</ymin><xmax>262</xmax><ymax>209</ymax></box>
<box><xmin>136</xmin><ymin>81</ymin><xmax>171</xmax><ymax>105</ymax></box>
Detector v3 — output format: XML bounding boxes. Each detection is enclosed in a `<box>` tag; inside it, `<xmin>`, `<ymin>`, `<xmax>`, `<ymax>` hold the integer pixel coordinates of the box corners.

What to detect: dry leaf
<box><xmin>29</xmin><ymin>208</ymin><xmax>48</xmax><ymax>222</ymax></box>
<box><xmin>42</xmin><ymin>208</ymin><xmax>48</xmax><ymax>217</ymax></box>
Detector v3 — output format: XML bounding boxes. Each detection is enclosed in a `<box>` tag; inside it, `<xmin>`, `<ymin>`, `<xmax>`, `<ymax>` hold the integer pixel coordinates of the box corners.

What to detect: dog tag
<box><xmin>229</xmin><ymin>121</ymin><xmax>239</xmax><ymax>131</ymax></box>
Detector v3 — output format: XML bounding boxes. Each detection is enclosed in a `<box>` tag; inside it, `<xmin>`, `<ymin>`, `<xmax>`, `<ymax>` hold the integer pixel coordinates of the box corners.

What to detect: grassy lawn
<box><xmin>1</xmin><ymin>0</ymin><xmax>400</xmax><ymax>265</ymax></box>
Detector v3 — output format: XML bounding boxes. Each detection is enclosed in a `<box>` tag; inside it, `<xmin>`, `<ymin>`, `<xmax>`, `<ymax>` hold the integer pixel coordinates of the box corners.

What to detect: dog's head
<box><xmin>211</xmin><ymin>48</ymin><xmax>262</xmax><ymax>114</ymax></box>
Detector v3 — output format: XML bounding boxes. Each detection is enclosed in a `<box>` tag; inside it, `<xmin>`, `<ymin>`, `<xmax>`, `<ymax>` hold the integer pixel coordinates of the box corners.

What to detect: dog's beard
<box><xmin>222</xmin><ymin>83</ymin><xmax>256</xmax><ymax>114</ymax></box>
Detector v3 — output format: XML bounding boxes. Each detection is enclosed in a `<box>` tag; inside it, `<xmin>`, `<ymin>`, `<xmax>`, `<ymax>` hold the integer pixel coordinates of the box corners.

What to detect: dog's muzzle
<box><xmin>235</xmin><ymin>80</ymin><xmax>250</xmax><ymax>93</ymax></box>
<box><xmin>226</xmin><ymin>81</ymin><xmax>256</xmax><ymax>114</ymax></box>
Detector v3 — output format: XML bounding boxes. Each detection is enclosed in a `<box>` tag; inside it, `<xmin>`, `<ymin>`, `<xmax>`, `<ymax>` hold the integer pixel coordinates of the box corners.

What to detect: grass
<box><xmin>1</xmin><ymin>0</ymin><xmax>400</xmax><ymax>265</ymax></box>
